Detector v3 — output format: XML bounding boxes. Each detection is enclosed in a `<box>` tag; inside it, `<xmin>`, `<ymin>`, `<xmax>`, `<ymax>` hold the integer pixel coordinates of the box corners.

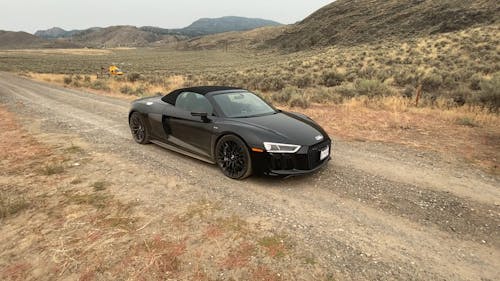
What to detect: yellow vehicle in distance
<box><xmin>97</xmin><ymin>65</ymin><xmax>124</xmax><ymax>78</ymax></box>
<box><xmin>108</xmin><ymin>65</ymin><xmax>124</xmax><ymax>76</ymax></box>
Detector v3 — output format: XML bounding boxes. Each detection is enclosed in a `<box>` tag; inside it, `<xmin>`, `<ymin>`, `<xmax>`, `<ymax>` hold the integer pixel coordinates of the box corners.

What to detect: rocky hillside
<box><xmin>270</xmin><ymin>0</ymin><xmax>500</xmax><ymax>50</ymax></box>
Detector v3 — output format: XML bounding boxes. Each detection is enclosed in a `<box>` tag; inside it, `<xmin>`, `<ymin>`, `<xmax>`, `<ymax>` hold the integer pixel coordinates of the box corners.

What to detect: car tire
<box><xmin>129</xmin><ymin>112</ymin><xmax>151</xmax><ymax>144</ymax></box>
<box><xmin>215</xmin><ymin>135</ymin><xmax>252</xmax><ymax>180</ymax></box>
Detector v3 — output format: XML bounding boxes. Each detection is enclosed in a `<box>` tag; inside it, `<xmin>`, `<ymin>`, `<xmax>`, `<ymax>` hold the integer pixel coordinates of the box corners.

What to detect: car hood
<box><xmin>230</xmin><ymin>112</ymin><xmax>328</xmax><ymax>146</ymax></box>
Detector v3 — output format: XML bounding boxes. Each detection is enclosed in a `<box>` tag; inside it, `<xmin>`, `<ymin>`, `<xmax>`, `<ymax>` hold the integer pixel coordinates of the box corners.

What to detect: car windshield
<box><xmin>213</xmin><ymin>92</ymin><xmax>276</xmax><ymax>118</ymax></box>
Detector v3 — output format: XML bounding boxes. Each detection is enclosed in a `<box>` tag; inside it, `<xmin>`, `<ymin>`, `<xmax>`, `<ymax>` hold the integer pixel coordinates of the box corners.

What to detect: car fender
<box><xmin>210</xmin><ymin>120</ymin><xmax>287</xmax><ymax>157</ymax></box>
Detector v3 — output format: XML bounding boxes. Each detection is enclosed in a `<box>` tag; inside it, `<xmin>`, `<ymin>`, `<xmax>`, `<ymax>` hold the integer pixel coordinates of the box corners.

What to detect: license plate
<box><xmin>320</xmin><ymin>146</ymin><xmax>330</xmax><ymax>160</ymax></box>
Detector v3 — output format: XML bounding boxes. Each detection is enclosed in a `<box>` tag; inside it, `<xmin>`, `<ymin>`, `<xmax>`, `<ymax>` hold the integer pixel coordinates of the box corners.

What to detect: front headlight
<box><xmin>263</xmin><ymin>142</ymin><xmax>301</xmax><ymax>153</ymax></box>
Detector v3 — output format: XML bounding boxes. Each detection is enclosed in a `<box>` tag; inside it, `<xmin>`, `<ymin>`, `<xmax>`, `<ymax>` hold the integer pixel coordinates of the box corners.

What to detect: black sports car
<box><xmin>128</xmin><ymin>86</ymin><xmax>331</xmax><ymax>179</ymax></box>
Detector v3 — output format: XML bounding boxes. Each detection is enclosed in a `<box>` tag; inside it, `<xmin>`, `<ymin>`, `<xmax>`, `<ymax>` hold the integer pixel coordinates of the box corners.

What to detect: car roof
<box><xmin>162</xmin><ymin>86</ymin><xmax>244</xmax><ymax>104</ymax></box>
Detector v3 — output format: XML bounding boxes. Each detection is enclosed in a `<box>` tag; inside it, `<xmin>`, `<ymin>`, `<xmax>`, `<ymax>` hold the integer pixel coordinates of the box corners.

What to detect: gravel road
<box><xmin>1</xmin><ymin>72</ymin><xmax>499</xmax><ymax>280</ymax></box>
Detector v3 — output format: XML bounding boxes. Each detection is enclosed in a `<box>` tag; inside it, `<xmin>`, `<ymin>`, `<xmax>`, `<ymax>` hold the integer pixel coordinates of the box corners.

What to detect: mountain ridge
<box><xmin>34</xmin><ymin>16</ymin><xmax>282</xmax><ymax>40</ymax></box>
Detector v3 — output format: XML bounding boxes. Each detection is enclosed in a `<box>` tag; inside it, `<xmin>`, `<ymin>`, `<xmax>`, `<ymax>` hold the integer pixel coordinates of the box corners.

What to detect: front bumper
<box><xmin>252</xmin><ymin>139</ymin><xmax>331</xmax><ymax>176</ymax></box>
<box><xmin>268</xmin><ymin>156</ymin><xmax>330</xmax><ymax>175</ymax></box>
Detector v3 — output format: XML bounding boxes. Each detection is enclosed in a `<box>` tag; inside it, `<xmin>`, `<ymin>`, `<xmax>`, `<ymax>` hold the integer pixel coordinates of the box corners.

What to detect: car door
<box><xmin>163</xmin><ymin>92</ymin><xmax>214</xmax><ymax>158</ymax></box>
<box><xmin>146</xmin><ymin>100</ymin><xmax>170</xmax><ymax>142</ymax></box>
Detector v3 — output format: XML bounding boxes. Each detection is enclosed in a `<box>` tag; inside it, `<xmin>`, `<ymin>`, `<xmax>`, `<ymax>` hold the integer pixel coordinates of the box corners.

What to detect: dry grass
<box><xmin>40</xmin><ymin>163</ymin><xmax>65</xmax><ymax>175</ymax></box>
<box><xmin>0</xmin><ymin>106</ymin><xmax>52</xmax><ymax>174</ymax></box>
<box><xmin>294</xmin><ymin>96</ymin><xmax>500</xmax><ymax>173</ymax></box>
<box><xmin>258</xmin><ymin>234</ymin><xmax>293</xmax><ymax>258</ymax></box>
<box><xmin>0</xmin><ymin>191</ymin><xmax>29</xmax><ymax>219</ymax></box>
<box><xmin>221</xmin><ymin>242</ymin><xmax>255</xmax><ymax>269</ymax></box>
<box><xmin>27</xmin><ymin>72</ymin><xmax>185</xmax><ymax>100</ymax></box>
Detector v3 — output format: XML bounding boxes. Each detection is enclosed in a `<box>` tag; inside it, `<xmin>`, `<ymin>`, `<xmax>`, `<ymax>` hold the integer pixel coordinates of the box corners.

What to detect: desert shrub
<box><xmin>354</xmin><ymin>79</ymin><xmax>390</xmax><ymax>97</ymax></box>
<box><xmin>146</xmin><ymin>74</ymin><xmax>168</xmax><ymax>86</ymax></box>
<box><xmin>345</xmin><ymin>71</ymin><xmax>358</xmax><ymax>82</ymax></box>
<box><xmin>289</xmin><ymin>93</ymin><xmax>310</xmax><ymax>109</ymax></box>
<box><xmin>336</xmin><ymin>84</ymin><xmax>357</xmax><ymax>98</ymax></box>
<box><xmin>71</xmin><ymin>81</ymin><xmax>81</xmax><ymax>88</ymax></box>
<box><xmin>128</xmin><ymin>72</ymin><xmax>141</xmax><ymax>83</ymax></box>
<box><xmin>402</xmin><ymin>86</ymin><xmax>415</xmax><ymax>98</ymax></box>
<box><xmin>74</xmin><ymin>74</ymin><xmax>82</xmax><ymax>81</ymax></box>
<box><xmin>358</xmin><ymin>66</ymin><xmax>377</xmax><ymax>79</ymax></box>
<box><xmin>90</xmin><ymin>80</ymin><xmax>110</xmax><ymax>91</ymax></box>
<box><xmin>441</xmin><ymin>71</ymin><xmax>460</xmax><ymax>89</ymax></box>
<box><xmin>477</xmin><ymin>74</ymin><xmax>500</xmax><ymax>111</ymax></box>
<box><xmin>309</xmin><ymin>88</ymin><xmax>331</xmax><ymax>103</ymax></box>
<box><xmin>309</xmin><ymin>88</ymin><xmax>344</xmax><ymax>104</ymax></box>
<box><xmin>63</xmin><ymin>75</ymin><xmax>72</xmax><ymax>85</ymax></box>
<box><xmin>469</xmin><ymin>74</ymin><xmax>482</xmax><ymax>91</ymax></box>
<box><xmin>84</xmin><ymin>75</ymin><xmax>91</xmax><ymax>83</ymax></box>
<box><xmin>296</xmin><ymin>67</ymin><xmax>306</xmax><ymax>74</ymax></box>
<box><xmin>294</xmin><ymin>74</ymin><xmax>313</xmax><ymax>88</ymax></box>
<box><xmin>375</xmin><ymin>69</ymin><xmax>392</xmax><ymax>82</ymax></box>
<box><xmin>394</xmin><ymin>70</ymin><xmax>417</xmax><ymax>87</ymax></box>
<box><xmin>329</xmin><ymin>93</ymin><xmax>345</xmax><ymax>104</ymax></box>
<box><xmin>258</xmin><ymin>76</ymin><xmax>285</xmax><ymax>92</ymax></box>
<box><xmin>120</xmin><ymin>85</ymin><xmax>133</xmax><ymax>95</ymax></box>
<box><xmin>273</xmin><ymin>87</ymin><xmax>296</xmax><ymax>104</ymax></box>
<box><xmin>445</xmin><ymin>87</ymin><xmax>472</xmax><ymax>107</ymax></box>
<box><xmin>320</xmin><ymin>71</ymin><xmax>345</xmax><ymax>87</ymax></box>
<box><xmin>421</xmin><ymin>73</ymin><xmax>443</xmax><ymax>92</ymax></box>
<box><xmin>455</xmin><ymin>117</ymin><xmax>478</xmax><ymax>127</ymax></box>
<box><xmin>114</xmin><ymin>75</ymin><xmax>126</xmax><ymax>82</ymax></box>
<box><xmin>132</xmin><ymin>85</ymin><xmax>148</xmax><ymax>96</ymax></box>
<box><xmin>0</xmin><ymin>193</ymin><xmax>29</xmax><ymax>219</ymax></box>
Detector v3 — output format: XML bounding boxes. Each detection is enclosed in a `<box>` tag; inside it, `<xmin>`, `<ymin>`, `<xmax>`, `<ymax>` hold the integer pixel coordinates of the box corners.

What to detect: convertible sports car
<box><xmin>128</xmin><ymin>86</ymin><xmax>331</xmax><ymax>179</ymax></box>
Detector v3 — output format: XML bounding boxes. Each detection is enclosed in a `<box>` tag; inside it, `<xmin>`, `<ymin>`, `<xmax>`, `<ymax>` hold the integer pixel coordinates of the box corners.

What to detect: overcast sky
<box><xmin>1</xmin><ymin>0</ymin><xmax>333</xmax><ymax>33</ymax></box>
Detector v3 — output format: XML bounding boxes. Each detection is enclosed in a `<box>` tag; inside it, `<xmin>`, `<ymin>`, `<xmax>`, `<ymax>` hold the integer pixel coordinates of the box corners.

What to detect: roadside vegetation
<box><xmin>3</xmin><ymin>25</ymin><xmax>498</xmax><ymax>111</ymax></box>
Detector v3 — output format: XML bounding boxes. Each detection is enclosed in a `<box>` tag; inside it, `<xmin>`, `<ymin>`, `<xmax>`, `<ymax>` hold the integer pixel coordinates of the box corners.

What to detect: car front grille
<box><xmin>268</xmin><ymin>140</ymin><xmax>330</xmax><ymax>172</ymax></box>
<box><xmin>307</xmin><ymin>140</ymin><xmax>330</xmax><ymax>169</ymax></box>
<box><xmin>269</xmin><ymin>153</ymin><xmax>308</xmax><ymax>170</ymax></box>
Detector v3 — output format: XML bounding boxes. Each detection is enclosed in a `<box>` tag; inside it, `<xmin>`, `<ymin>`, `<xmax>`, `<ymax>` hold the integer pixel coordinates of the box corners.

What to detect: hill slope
<box><xmin>0</xmin><ymin>31</ymin><xmax>78</xmax><ymax>49</ymax></box>
<box><xmin>67</xmin><ymin>26</ymin><xmax>165</xmax><ymax>47</ymax></box>
<box><xmin>33</xmin><ymin>16</ymin><xmax>282</xmax><ymax>48</ymax></box>
<box><xmin>0</xmin><ymin>31</ymin><xmax>46</xmax><ymax>49</ymax></box>
<box><xmin>270</xmin><ymin>0</ymin><xmax>500</xmax><ymax>49</ymax></box>
<box><xmin>180</xmin><ymin>16</ymin><xmax>281</xmax><ymax>36</ymax></box>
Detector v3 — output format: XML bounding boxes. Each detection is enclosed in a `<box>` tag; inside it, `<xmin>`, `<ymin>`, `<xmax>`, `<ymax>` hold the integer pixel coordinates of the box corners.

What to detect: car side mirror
<box><xmin>191</xmin><ymin>112</ymin><xmax>211</xmax><ymax>123</ymax></box>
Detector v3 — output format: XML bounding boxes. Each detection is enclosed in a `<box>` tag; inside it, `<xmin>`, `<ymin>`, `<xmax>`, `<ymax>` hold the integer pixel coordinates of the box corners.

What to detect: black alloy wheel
<box><xmin>129</xmin><ymin>112</ymin><xmax>150</xmax><ymax>144</ymax></box>
<box><xmin>215</xmin><ymin>135</ymin><xmax>252</xmax><ymax>179</ymax></box>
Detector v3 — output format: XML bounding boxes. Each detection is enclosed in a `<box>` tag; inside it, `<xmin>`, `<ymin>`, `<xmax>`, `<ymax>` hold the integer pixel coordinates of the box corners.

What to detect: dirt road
<box><xmin>0</xmin><ymin>72</ymin><xmax>499</xmax><ymax>280</ymax></box>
